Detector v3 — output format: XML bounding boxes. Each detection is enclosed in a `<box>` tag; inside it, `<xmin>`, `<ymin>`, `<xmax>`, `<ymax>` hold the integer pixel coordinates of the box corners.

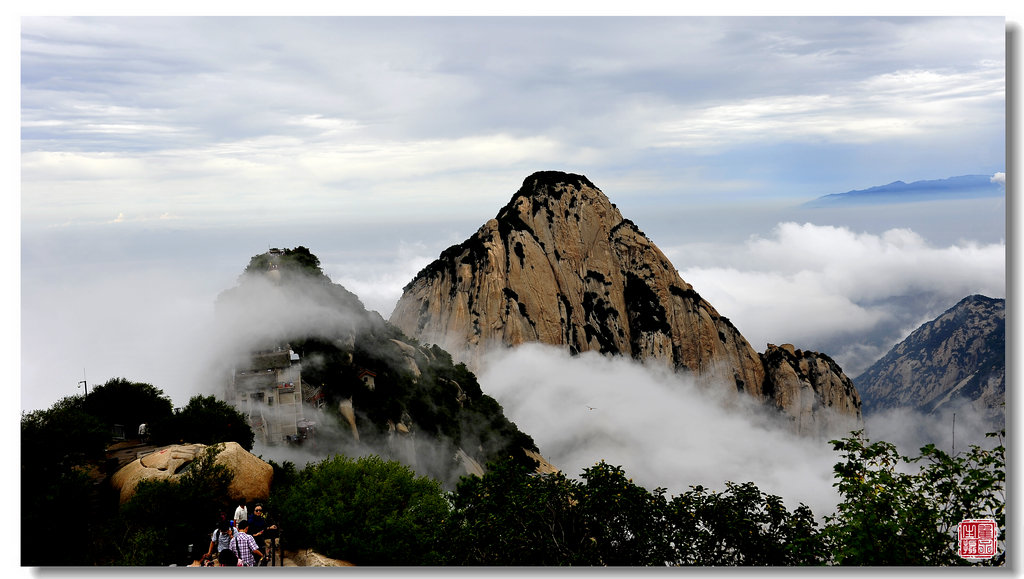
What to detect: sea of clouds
<box><xmin>478</xmin><ymin>342</ymin><xmax>998</xmax><ymax>519</ymax></box>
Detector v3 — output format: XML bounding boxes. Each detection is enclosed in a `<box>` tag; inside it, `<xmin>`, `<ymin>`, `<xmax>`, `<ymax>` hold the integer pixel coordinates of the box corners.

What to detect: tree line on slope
<box><xmin>21</xmin><ymin>379</ymin><xmax>1004</xmax><ymax>566</ymax></box>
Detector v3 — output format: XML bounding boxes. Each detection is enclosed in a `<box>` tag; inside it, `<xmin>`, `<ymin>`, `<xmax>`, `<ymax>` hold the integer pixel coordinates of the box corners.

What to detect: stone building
<box><xmin>228</xmin><ymin>345</ymin><xmax>306</xmax><ymax>444</ymax></box>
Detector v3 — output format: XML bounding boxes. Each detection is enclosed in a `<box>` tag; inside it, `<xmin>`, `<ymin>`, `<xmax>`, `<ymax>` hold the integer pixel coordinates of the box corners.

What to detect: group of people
<box><xmin>200</xmin><ymin>498</ymin><xmax>279</xmax><ymax>567</ymax></box>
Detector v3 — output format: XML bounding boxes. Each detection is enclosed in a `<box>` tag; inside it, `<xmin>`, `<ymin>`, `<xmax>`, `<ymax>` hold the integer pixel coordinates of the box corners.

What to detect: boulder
<box><xmin>110</xmin><ymin>442</ymin><xmax>272</xmax><ymax>504</ymax></box>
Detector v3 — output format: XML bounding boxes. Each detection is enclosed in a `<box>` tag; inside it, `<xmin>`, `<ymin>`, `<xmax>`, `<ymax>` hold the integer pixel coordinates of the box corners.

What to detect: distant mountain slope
<box><xmin>803</xmin><ymin>174</ymin><xmax>1004</xmax><ymax>207</ymax></box>
<box><xmin>854</xmin><ymin>295</ymin><xmax>1005</xmax><ymax>427</ymax></box>
<box><xmin>391</xmin><ymin>171</ymin><xmax>861</xmax><ymax>437</ymax></box>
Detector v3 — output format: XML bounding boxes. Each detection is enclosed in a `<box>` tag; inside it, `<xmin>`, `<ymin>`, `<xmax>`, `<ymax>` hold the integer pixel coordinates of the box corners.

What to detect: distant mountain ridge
<box><xmin>855</xmin><ymin>294</ymin><xmax>1005</xmax><ymax>428</ymax></box>
<box><xmin>391</xmin><ymin>171</ymin><xmax>862</xmax><ymax>437</ymax></box>
<box><xmin>804</xmin><ymin>174</ymin><xmax>1004</xmax><ymax>207</ymax></box>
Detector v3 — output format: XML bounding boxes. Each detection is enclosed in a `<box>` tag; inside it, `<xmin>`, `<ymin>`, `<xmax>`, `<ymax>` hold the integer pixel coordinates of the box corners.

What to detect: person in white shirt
<box><xmin>233</xmin><ymin>498</ymin><xmax>248</xmax><ymax>528</ymax></box>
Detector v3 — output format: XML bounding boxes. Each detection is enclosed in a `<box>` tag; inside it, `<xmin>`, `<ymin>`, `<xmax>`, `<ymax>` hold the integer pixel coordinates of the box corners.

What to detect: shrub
<box><xmin>271</xmin><ymin>454</ymin><xmax>449</xmax><ymax>565</ymax></box>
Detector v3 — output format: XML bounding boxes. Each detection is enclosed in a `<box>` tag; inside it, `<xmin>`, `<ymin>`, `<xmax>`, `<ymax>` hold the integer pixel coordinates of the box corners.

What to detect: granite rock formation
<box><xmin>761</xmin><ymin>343</ymin><xmax>862</xmax><ymax>437</ymax></box>
<box><xmin>391</xmin><ymin>171</ymin><xmax>861</xmax><ymax>435</ymax></box>
<box><xmin>110</xmin><ymin>442</ymin><xmax>273</xmax><ymax>504</ymax></box>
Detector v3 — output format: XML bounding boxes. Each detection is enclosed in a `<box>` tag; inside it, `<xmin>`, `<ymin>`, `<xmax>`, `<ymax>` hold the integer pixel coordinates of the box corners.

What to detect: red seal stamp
<box><xmin>958</xmin><ymin>519</ymin><xmax>998</xmax><ymax>559</ymax></box>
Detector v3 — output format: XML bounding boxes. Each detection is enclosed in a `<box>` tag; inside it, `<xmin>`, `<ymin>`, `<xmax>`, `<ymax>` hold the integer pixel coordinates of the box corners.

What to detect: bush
<box><xmin>271</xmin><ymin>454</ymin><xmax>449</xmax><ymax>565</ymax></box>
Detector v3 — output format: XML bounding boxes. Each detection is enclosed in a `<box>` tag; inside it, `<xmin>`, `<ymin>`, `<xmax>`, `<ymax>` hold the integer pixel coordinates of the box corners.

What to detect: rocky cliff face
<box><xmin>855</xmin><ymin>294</ymin><xmax>1005</xmax><ymax>428</ymax></box>
<box><xmin>391</xmin><ymin>171</ymin><xmax>861</xmax><ymax>435</ymax></box>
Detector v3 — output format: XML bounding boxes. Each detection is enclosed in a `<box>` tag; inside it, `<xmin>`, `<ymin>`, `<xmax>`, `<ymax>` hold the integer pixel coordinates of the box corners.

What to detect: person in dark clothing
<box><xmin>248</xmin><ymin>504</ymin><xmax>278</xmax><ymax>560</ymax></box>
<box><xmin>218</xmin><ymin>549</ymin><xmax>239</xmax><ymax>567</ymax></box>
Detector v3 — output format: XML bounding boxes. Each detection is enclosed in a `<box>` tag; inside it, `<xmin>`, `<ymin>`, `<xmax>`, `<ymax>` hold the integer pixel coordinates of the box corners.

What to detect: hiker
<box><xmin>204</xmin><ymin>518</ymin><xmax>234</xmax><ymax>564</ymax></box>
<box><xmin>248</xmin><ymin>504</ymin><xmax>278</xmax><ymax>557</ymax></box>
<box><xmin>229</xmin><ymin>519</ymin><xmax>264</xmax><ymax>567</ymax></box>
<box><xmin>233</xmin><ymin>498</ymin><xmax>248</xmax><ymax>528</ymax></box>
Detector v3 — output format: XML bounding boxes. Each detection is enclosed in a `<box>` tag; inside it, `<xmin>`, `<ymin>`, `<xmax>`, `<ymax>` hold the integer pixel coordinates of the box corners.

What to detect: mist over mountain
<box><xmin>802</xmin><ymin>174</ymin><xmax>1005</xmax><ymax>208</ymax></box>
<box><xmin>212</xmin><ymin>246</ymin><xmax>538</xmax><ymax>487</ymax></box>
<box><xmin>391</xmin><ymin>171</ymin><xmax>861</xmax><ymax>437</ymax></box>
<box><xmin>855</xmin><ymin>295</ymin><xmax>1005</xmax><ymax>431</ymax></box>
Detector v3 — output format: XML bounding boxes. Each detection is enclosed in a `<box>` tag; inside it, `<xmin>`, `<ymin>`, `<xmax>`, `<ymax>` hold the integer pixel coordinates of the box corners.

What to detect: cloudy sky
<box><xmin>19</xmin><ymin>15</ymin><xmax>1008</xmax><ymax>418</ymax></box>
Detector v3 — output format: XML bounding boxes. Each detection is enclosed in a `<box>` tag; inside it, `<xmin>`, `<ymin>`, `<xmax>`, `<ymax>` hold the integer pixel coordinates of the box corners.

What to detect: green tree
<box><xmin>271</xmin><ymin>454</ymin><xmax>449</xmax><ymax>565</ymax></box>
<box><xmin>22</xmin><ymin>395</ymin><xmax>109</xmax><ymax>472</ymax></box>
<box><xmin>447</xmin><ymin>457</ymin><xmax>592</xmax><ymax>565</ymax></box>
<box><xmin>82</xmin><ymin>377</ymin><xmax>174</xmax><ymax>437</ymax></box>
<box><xmin>448</xmin><ymin>457</ymin><xmax>833</xmax><ymax>567</ymax></box>
<box><xmin>666</xmin><ymin>481</ymin><xmax>827</xmax><ymax>565</ymax></box>
<box><xmin>243</xmin><ymin>246</ymin><xmax>322</xmax><ymax>276</ymax></box>
<box><xmin>825</xmin><ymin>430</ymin><xmax>1005</xmax><ymax>566</ymax></box>
<box><xmin>21</xmin><ymin>396</ymin><xmax>110</xmax><ymax>566</ymax></box>
<box><xmin>151</xmin><ymin>395</ymin><xmax>254</xmax><ymax>450</ymax></box>
<box><xmin>281</xmin><ymin>245</ymin><xmax>322</xmax><ymax>275</ymax></box>
<box><xmin>912</xmin><ymin>433</ymin><xmax>1006</xmax><ymax>565</ymax></box>
<box><xmin>576</xmin><ymin>461</ymin><xmax>672</xmax><ymax>565</ymax></box>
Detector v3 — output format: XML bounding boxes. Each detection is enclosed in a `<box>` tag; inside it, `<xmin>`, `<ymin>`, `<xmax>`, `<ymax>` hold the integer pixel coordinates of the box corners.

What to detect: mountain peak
<box><xmin>520</xmin><ymin>170</ymin><xmax>596</xmax><ymax>194</ymax></box>
<box><xmin>496</xmin><ymin>171</ymin><xmax>610</xmax><ymax>231</ymax></box>
<box><xmin>392</xmin><ymin>173</ymin><xmax>862</xmax><ymax>436</ymax></box>
<box><xmin>855</xmin><ymin>294</ymin><xmax>1005</xmax><ymax>427</ymax></box>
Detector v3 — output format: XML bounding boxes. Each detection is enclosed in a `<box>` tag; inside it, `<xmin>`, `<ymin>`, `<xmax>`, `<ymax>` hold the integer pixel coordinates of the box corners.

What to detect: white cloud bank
<box><xmin>479</xmin><ymin>344</ymin><xmax>842</xmax><ymax>516</ymax></box>
<box><xmin>667</xmin><ymin>222</ymin><xmax>1004</xmax><ymax>376</ymax></box>
<box><xmin>478</xmin><ymin>343</ymin><xmax>1001</xmax><ymax>520</ymax></box>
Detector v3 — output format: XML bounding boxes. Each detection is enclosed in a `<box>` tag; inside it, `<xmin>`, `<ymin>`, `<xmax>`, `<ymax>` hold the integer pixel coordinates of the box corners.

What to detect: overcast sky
<box><xmin>19</xmin><ymin>15</ymin><xmax>1008</xmax><ymax>415</ymax></box>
